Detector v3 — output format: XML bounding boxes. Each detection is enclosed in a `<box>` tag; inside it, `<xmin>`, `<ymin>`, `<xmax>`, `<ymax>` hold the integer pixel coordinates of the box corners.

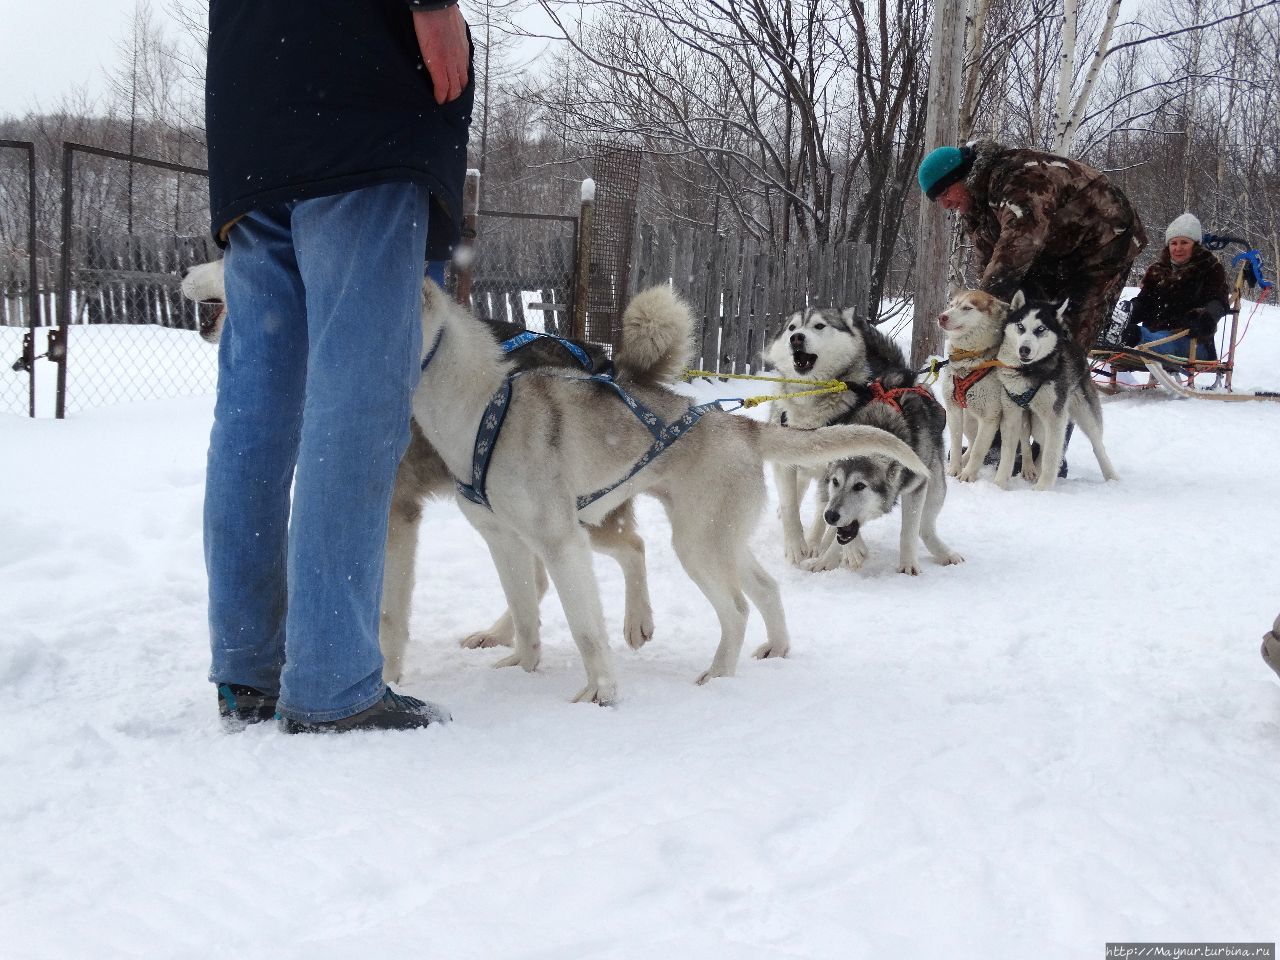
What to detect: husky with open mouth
<box><xmin>763</xmin><ymin>306</ymin><xmax>919</xmax><ymax>565</ymax></box>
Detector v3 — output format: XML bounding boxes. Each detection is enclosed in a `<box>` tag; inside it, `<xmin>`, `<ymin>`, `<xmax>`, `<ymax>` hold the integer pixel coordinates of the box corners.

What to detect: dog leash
<box><xmin>681</xmin><ymin>369</ymin><xmax>852</xmax><ymax>408</ymax></box>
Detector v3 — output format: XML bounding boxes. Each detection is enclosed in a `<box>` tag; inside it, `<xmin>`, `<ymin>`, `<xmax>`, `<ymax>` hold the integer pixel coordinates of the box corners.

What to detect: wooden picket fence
<box><xmin>628</xmin><ymin>222</ymin><xmax>870</xmax><ymax>373</ymax></box>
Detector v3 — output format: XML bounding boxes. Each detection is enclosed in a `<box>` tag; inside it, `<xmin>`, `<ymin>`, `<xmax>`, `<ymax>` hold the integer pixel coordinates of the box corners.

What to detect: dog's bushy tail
<box><xmin>753</xmin><ymin>421</ymin><xmax>929</xmax><ymax>477</ymax></box>
<box><xmin>614</xmin><ymin>285</ymin><xmax>695</xmax><ymax>386</ymax></box>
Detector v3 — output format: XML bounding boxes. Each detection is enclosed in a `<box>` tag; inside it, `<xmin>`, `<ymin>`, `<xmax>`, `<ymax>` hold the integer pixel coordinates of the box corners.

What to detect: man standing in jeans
<box><xmin>204</xmin><ymin>1</ymin><xmax>471</xmax><ymax>732</ymax></box>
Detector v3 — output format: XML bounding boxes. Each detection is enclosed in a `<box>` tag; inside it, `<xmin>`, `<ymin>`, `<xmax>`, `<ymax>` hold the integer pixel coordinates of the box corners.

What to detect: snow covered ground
<box><xmin>2</xmin><ymin>293</ymin><xmax>1278</xmax><ymax>958</ymax></box>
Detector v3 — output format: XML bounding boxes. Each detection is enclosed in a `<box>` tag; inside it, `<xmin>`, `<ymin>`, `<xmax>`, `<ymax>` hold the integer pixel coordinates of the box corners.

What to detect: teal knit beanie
<box><xmin>918</xmin><ymin>145</ymin><xmax>975</xmax><ymax>200</ymax></box>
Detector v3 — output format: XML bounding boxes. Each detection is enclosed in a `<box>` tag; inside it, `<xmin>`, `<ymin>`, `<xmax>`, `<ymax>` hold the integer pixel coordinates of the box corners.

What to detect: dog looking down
<box><xmin>412</xmin><ymin>282</ymin><xmax>931</xmax><ymax>704</ymax></box>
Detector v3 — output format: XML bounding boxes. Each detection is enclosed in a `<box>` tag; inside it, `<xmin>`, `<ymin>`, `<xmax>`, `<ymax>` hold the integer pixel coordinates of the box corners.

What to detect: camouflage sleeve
<box><xmin>977</xmin><ymin>168</ymin><xmax>1061</xmax><ymax>301</ymax></box>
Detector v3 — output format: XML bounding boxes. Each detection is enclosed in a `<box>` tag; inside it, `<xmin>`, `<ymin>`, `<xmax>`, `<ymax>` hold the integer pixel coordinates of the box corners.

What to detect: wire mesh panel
<box><xmin>58</xmin><ymin>146</ymin><xmax>217</xmax><ymax>415</ymax></box>
<box><xmin>466</xmin><ymin>210</ymin><xmax>577</xmax><ymax>336</ymax></box>
<box><xmin>1</xmin><ymin>140</ymin><xmax>40</xmax><ymax>416</ymax></box>
<box><xmin>586</xmin><ymin>144</ymin><xmax>642</xmax><ymax>348</ymax></box>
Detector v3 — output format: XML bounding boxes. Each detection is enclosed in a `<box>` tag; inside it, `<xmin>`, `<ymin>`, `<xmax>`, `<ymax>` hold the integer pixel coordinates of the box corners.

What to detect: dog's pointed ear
<box><xmin>1056</xmin><ymin>298</ymin><xmax>1071</xmax><ymax>321</ymax></box>
<box><xmin>840</xmin><ymin>307</ymin><xmax>857</xmax><ymax>324</ymax></box>
<box><xmin>945</xmin><ymin>281</ymin><xmax>961</xmax><ymax>300</ymax></box>
<box><xmin>1009</xmin><ymin>290</ymin><xmax>1025</xmax><ymax>311</ymax></box>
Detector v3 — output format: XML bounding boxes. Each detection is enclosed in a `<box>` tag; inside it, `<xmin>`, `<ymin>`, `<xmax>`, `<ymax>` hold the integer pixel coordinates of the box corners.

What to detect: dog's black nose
<box><xmin>790</xmin><ymin>332</ymin><xmax>806</xmax><ymax>349</ymax></box>
<box><xmin>824</xmin><ymin>509</ymin><xmax>840</xmax><ymax>525</ymax></box>
<box><xmin>1019</xmin><ymin>345</ymin><xmax>1031</xmax><ymax>359</ymax></box>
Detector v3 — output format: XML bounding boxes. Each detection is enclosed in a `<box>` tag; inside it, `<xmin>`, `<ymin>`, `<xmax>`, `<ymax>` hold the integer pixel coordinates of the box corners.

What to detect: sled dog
<box><xmin>412</xmin><ymin>282</ymin><xmax>930</xmax><ymax>703</ymax></box>
<box><xmin>763</xmin><ymin>306</ymin><xmax>912</xmax><ymax>564</ymax></box>
<box><xmin>179</xmin><ymin>259</ymin><xmax>655</xmax><ymax>683</ymax></box>
<box><xmin>807</xmin><ymin>380</ymin><xmax>965</xmax><ymax>575</ymax></box>
<box><xmin>937</xmin><ymin>289</ymin><xmax>1033</xmax><ymax>484</ymax></box>
<box><xmin>994</xmin><ymin>291</ymin><xmax>1119</xmax><ymax>490</ymax></box>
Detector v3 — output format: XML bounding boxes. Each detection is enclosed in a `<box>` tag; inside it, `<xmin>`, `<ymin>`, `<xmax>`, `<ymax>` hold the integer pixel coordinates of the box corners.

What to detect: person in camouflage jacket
<box><xmin>919</xmin><ymin>139</ymin><xmax>1148</xmax><ymax>347</ymax></box>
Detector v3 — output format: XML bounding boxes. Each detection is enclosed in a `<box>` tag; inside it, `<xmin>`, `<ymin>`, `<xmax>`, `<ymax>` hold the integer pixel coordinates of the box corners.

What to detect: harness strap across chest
<box><xmin>1003</xmin><ymin>381</ymin><xmax>1043</xmax><ymax>409</ymax></box>
<box><xmin>950</xmin><ymin>360</ymin><xmax>1003</xmax><ymax>408</ymax></box>
<box><xmin>424</xmin><ymin>327</ymin><xmax>722</xmax><ymax>513</ymax></box>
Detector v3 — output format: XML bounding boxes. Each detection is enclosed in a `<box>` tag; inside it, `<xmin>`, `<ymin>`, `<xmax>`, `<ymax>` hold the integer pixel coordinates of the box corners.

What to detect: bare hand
<box><xmin>413</xmin><ymin>5</ymin><xmax>470</xmax><ymax>105</ymax></box>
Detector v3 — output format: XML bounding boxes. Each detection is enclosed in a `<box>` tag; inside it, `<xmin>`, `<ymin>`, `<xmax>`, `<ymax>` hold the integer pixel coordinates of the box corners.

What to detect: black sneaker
<box><xmin>278</xmin><ymin>687</ymin><xmax>452</xmax><ymax>734</ymax></box>
<box><xmin>218</xmin><ymin>683</ymin><xmax>279</xmax><ymax>729</ymax></box>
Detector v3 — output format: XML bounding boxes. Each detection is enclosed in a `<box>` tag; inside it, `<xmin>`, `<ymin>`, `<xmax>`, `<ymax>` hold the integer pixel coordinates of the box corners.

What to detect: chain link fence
<box><xmin>55</xmin><ymin>144</ymin><xmax>216</xmax><ymax>416</ymax></box>
<box><xmin>464</xmin><ymin>209</ymin><xmax>578</xmax><ymax>337</ymax></box>
<box><xmin>1</xmin><ymin>140</ymin><xmax>40</xmax><ymax>416</ymax></box>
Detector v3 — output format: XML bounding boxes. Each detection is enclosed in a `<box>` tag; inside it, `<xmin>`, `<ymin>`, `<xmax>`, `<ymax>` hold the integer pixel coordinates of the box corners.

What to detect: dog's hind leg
<box><xmin>459</xmin><ymin>562</ymin><xmax>548</xmax><ymax>650</ymax></box>
<box><xmin>587</xmin><ymin>501</ymin><xmax>655</xmax><ymax>650</ymax></box>
<box><xmin>1072</xmin><ymin>397</ymin><xmax>1119</xmax><ymax>481</ymax></box>
<box><xmin>919</xmin><ymin>467</ymin><xmax>964</xmax><ymax>566</ymax></box>
<box><xmin>379</xmin><ymin>472</ymin><xmax>422</xmax><ymax>684</ymax></box>
<box><xmin>945</xmin><ymin>403</ymin><xmax>966</xmax><ymax>477</ymax></box>
<box><xmin>669</xmin><ymin>523</ymin><xmax>749</xmax><ymax>684</ymax></box>
<box><xmin>1032</xmin><ymin>412</ymin><xmax>1069</xmax><ymax>491</ymax></box>
<box><xmin>740</xmin><ymin>552</ymin><xmax>791</xmax><ymax>661</ymax></box>
<box><xmin>897</xmin><ymin>482</ymin><xmax>927</xmax><ymax>575</ymax></box>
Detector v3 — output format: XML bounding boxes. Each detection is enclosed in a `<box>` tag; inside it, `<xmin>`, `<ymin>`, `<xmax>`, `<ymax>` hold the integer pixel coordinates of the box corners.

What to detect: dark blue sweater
<box><xmin>206</xmin><ymin>0</ymin><xmax>471</xmax><ymax>258</ymax></box>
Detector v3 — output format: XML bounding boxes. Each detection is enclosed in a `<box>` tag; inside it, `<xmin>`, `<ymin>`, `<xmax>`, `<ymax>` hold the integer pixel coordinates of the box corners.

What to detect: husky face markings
<box><xmin>1004</xmin><ymin>298</ymin><xmax>1070</xmax><ymax>365</ymax></box>
<box><xmin>936</xmin><ymin>289</ymin><xmax>1008</xmax><ymax>342</ymax></box>
<box><xmin>821</xmin><ymin>458</ymin><xmax>897</xmax><ymax>544</ymax></box>
<box><xmin>994</xmin><ymin>292</ymin><xmax>1118</xmax><ymax>491</ymax></box>
<box><xmin>766</xmin><ymin>307</ymin><xmax>863</xmax><ymax>381</ymax></box>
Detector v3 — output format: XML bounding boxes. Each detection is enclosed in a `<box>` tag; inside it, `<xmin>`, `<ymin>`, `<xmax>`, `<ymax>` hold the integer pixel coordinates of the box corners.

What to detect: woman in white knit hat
<box><xmin>1124</xmin><ymin>212</ymin><xmax>1229</xmax><ymax>358</ymax></box>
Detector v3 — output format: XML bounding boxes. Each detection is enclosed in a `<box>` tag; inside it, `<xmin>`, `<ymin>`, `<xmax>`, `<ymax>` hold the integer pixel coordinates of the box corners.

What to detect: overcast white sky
<box><xmin>0</xmin><ymin>0</ymin><xmax>140</xmax><ymax>116</ymax></box>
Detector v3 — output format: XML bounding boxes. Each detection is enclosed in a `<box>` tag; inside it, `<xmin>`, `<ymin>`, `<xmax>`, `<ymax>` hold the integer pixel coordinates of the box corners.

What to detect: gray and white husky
<box><xmin>179</xmin><ymin>258</ymin><xmax>655</xmax><ymax>684</ymax></box>
<box><xmin>808</xmin><ymin>382</ymin><xmax>964</xmax><ymax>575</ymax></box>
<box><xmin>994</xmin><ymin>291</ymin><xmax>1119</xmax><ymax>491</ymax></box>
<box><xmin>764</xmin><ymin>306</ymin><xmax>912</xmax><ymax>564</ymax></box>
<box><xmin>412</xmin><ymin>282</ymin><xmax>930</xmax><ymax>703</ymax></box>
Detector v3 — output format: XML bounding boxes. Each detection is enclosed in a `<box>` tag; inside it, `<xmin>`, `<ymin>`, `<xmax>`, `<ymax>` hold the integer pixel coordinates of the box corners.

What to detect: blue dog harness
<box><xmin>421</xmin><ymin>327</ymin><xmax>725</xmax><ymax>513</ymax></box>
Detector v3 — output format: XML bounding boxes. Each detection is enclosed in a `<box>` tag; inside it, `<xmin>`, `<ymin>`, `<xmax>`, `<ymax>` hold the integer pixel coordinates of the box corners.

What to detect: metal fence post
<box><xmin>572</xmin><ymin>178</ymin><xmax>595</xmax><ymax>341</ymax></box>
<box><xmin>55</xmin><ymin>143</ymin><xmax>74</xmax><ymax>420</ymax></box>
<box><xmin>454</xmin><ymin>168</ymin><xmax>480</xmax><ymax>307</ymax></box>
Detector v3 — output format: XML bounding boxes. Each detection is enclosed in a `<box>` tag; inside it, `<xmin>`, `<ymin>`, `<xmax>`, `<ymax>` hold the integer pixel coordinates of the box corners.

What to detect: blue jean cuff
<box><xmin>276</xmin><ymin>684</ymin><xmax>386</xmax><ymax>724</ymax></box>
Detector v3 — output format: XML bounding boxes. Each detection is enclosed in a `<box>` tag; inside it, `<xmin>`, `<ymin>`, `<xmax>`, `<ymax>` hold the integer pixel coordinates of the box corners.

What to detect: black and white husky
<box><xmin>995</xmin><ymin>291</ymin><xmax>1119</xmax><ymax>491</ymax></box>
<box><xmin>810</xmin><ymin>382</ymin><xmax>965</xmax><ymax>575</ymax></box>
<box><xmin>764</xmin><ymin>307</ymin><xmax>914</xmax><ymax>564</ymax></box>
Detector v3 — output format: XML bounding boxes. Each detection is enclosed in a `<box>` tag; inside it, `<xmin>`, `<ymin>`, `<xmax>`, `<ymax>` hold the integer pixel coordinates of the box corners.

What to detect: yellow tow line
<box><xmin>681</xmin><ymin>369</ymin><xmax>850</xmax><ymax>409</ymax></box>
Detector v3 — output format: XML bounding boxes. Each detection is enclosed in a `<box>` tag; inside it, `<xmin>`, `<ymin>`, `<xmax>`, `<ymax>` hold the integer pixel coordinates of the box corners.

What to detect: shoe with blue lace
<box><xmin>217</xmin><ymin>683</ymin><xmax>279</xmax><ymax>730</ymax></box>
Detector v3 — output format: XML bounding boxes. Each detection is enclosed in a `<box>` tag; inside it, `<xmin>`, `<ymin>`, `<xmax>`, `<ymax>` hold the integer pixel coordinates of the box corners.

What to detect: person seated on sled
<box><xmin>1123</xmin><ymin>212</ymin><xmax>1229</xmax><ymax>360</ymax></box>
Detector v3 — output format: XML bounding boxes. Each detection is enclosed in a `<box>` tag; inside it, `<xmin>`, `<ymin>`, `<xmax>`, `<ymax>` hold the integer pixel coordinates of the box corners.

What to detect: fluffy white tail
<box><xmin>754</xmin><ymin>421</ymin><xmax>929</xmax><ymax>477</ymax></box>
<box><xmin>614</xmin><ymin>285</ymin><xmax>695</xmax><ymax>386</ymax></box>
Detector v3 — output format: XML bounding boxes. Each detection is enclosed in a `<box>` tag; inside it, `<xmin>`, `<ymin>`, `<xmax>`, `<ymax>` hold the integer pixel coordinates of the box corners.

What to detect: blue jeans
<box><xmin>206</xmin><ymin>182</ymin><xmax>430</xmax><ymax>722</ymax></box>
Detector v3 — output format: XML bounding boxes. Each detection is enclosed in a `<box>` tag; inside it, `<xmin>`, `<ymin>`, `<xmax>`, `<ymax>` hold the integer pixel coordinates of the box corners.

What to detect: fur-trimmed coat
<box><xmin>1128</xmin><ymin>244</ymin><xmax>1229</xmax><ymax>334</ymax></box>
<box><xmin>961</xmin><ymin>140</ymin><xmax>1147</xmax><ymax>300</ymax></box>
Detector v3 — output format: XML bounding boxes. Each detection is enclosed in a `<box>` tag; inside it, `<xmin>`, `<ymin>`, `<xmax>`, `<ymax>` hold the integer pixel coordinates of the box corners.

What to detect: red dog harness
<box><xmin>868</xmin><ymin>379</ymin><xmax>940</xmax><ymax>413</ymax></box>
<box><xmin>949</xmin><ymin>359</ymin><xmax>1005</xmax><ymax>409</ymax></box>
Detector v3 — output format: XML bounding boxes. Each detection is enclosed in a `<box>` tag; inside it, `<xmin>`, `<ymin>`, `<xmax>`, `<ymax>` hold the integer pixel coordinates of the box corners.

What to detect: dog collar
<box><xmin>420</xmin><ymin>326</ymin><xmax>445</xmax><ymax>373</ymax></box>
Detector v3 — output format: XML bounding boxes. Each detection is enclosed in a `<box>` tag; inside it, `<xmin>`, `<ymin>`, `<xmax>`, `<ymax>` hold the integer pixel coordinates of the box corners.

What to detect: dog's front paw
<box><xmin>936</xmin><ymin>550</ymin><xmax>965</xmax><ymax>566</ymax></box>
<box><xmin>493</xmin><ymin>647</ymin><xmax>540</xmax><ymax>672</ymax></box>
<box><xmin>572</xmin><ymin>677</ymin><xmax>618</xmax><ymax>706</ymax></box>
<box><xmin>956</xmin><ymin>466</ymin><xmax>982</xmax><ymax>483</ymax></box>
<box><xmin>460</xmin><ymin>625</ymin><xmax>514</xmax><ymax>649</ymax></box>
<box><xmin>842</xmin><ymin>540</ymin><xmax>869</xmax><ymax>569</ymax></box>
<box><xmin>801</xmin><ymin>552</ymin><xmax>840</xmax><ymax>573</ymax></box>
<box><xmin>1020</xmin><ymin>462</ymin><xmax>1039</xmax><ymax>483</ymax></box>
<box><xmin>623</xmin><ymin>607</ymin><xmax>654</xmax><ymax>650</ymax></box>
<box><xmin>946</xmin><ymin>460</ymin><xmax>963</xmax><ymax>478</ymax></box>
<box><xmin>783</xmin><ymin>539</ymin><xmax>814</xmax><ymax>565</ymax></box>
<box><xmin>753</xmin><ymin>638</ymin><xmax>790</xmax><ymax>660</ymax></box>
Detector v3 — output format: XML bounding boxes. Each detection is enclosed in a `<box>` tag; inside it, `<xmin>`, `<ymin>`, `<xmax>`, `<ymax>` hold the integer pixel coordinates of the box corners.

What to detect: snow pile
<box><xmin>1</xmin><ymin>296</ymin><xmax>1277</xmax><ymax>958</ymax></box>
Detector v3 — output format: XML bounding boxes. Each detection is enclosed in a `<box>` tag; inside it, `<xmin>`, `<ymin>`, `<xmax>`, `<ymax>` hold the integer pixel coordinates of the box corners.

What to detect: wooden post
<box><xmin>454</xmin><ymin>168</ymin><xmax>480</xmax><ymax>307</ymax></box>
<box><xmin>911</xmin><ymin>0</ymin><xmax>966</xmax><ymax>367</ymax></box>
<box><xmin>572</xmin><ymin>178</ymin><xmax>595</xmax><ymax>341</ymax></box>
